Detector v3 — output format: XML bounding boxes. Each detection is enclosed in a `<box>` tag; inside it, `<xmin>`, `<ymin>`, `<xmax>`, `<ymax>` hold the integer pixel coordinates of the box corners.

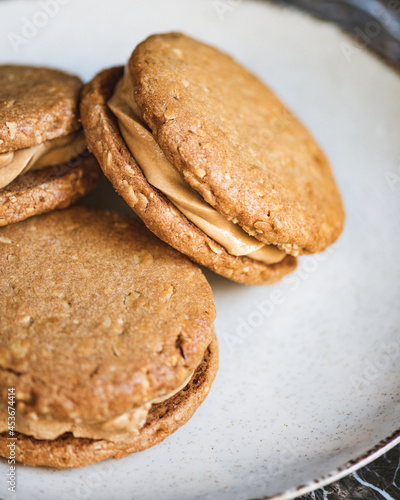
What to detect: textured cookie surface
<box><xmin>0</xmin><ymin>336</ymin><xmax>218</xmax><ymax>468</ymax></box>
<box><xmin>81</xmin><ymin>66</ymin><xmax>297</xmax><ymax>285</ymax></box>
<box><xmin>0</xmin><ymin>154</ymin><xmax>102</xmax><ymax>226</ymax></box>
<box><xmin>0</xmin><ymin>207</ymin><xmax>215</xmax><ymax>423</ymax></box>
<box><xmin>0</xmin><ymin>65</ymin><xmax>82</xmax><ymax>153</ymax></box>
<box><xmin>129</xmin><ymin>33</ymin><xmax>345</xmax><ymax>254</ymax></box>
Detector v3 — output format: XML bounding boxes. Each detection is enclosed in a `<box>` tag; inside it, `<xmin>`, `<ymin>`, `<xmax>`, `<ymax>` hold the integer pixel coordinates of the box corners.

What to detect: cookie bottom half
<box><xmin>0</xmin><ymin>335</ymin><xmax>218</xmax><ymax>469</ymax></box>
<box><xmin>0</xmin><ymin>154</ymin><xmax>102</xmax><ymax>227</ymax></box>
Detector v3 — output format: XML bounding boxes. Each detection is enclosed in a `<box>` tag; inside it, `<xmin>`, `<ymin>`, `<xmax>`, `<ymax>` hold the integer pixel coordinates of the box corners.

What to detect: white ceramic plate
<box><xmin>1</xmin><ymin>1</ymin><xmax>400</xmax><ymax>499</ymax></box>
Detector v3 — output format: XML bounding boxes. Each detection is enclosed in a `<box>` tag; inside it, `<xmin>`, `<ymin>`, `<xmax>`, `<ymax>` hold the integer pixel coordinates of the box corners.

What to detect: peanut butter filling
<box><xmin>0</xmin><ymin>403</ymin><xmax>150</xmax><ymax>442</ymax></box>
<box><xmin>0</xmin><ymin>131</ymin><xmax>87</xmax><ymax>189</ymax></box>
<box><xmin>0</xmin><ymin>370</ymin><xmax>194</xmax><ymax>443</ymax></box>
<box><xmin>108</xmin><ymin>70</ymin><xmax>285</xmax><ymax>265</ymax></box>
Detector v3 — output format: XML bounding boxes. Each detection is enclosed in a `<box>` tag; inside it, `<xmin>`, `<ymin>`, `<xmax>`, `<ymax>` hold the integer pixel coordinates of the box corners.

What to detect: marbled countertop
<box><xmin>297</xmin><ymin>444</ymin><xmax>400</xmax><ymax>499</ymax></box>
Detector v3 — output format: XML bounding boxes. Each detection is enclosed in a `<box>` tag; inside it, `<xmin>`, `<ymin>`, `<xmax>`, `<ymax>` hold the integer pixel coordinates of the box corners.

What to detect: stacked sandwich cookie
<box><xmin>0</xmin><ymin>208</ymin><xmax>218</xmax><ymax>468</ymax></box>
<box><xmin>81</xmin><ymin>32</ymin><xmax>344</xmax><ymax>285</ymax></box>
<box><xmin>0</xmin><ymin>65</ymin><xmax>102</xmax><ymax>226</ymax></box>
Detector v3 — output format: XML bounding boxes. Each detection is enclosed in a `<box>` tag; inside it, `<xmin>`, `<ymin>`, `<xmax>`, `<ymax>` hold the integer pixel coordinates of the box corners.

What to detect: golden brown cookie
<box><xmin>0</xmin><ymin>65</ymin><xmax>102</xmax><ymax>224</ymax></box>
<box><xmin>81</xmin><ymin>66</ymin><xmax>297</xmax><ymax>285</ymax></box>
<box><xmin>0</xmin><ymin>207</ymin><xmax>217</xmax><ymax>468</ymax></box>
<box><xmin>0</xmin><ymin>65</ymin><xmax>81</xmax><ymax>153</ymax></box>
<box><xmin>0</xmin><ymin>154</ymin><xmax>101</xmax><ymax>226</ymax></box>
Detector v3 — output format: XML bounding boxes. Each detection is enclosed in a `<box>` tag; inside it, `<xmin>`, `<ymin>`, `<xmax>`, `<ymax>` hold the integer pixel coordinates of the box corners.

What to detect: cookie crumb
<box><xmin>124</xmin><ymin>291</ymin><xmax>140</xmax><ymax>307</ymax></box>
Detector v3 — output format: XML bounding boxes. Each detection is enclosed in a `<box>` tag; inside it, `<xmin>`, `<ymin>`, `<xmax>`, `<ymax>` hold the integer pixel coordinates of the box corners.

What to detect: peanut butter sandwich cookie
<box><xmin>81</xmin><ymin>33</ymin><xmax>344</xmax><ymax>285</ymax></box>
<box><xmin>0</xmin><ymin>207</ymin><xmax>218</xmax><ymax>468</ymax></box>
<box><xmin>0</xmin><ymin>65</ymin><xmax>102</xmax><ymax>226</ymax></box>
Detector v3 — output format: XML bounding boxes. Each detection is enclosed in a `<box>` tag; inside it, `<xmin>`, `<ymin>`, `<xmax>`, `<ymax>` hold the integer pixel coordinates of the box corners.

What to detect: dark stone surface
<box><xmin>295</xmin><ymin>444</ymin><xmax>400</xmax><ymax>499</ymax></box>
<box><xmin>266</xmin><ymin>1</ymin><xmax>400</xmax><ymax>499</ymax></box>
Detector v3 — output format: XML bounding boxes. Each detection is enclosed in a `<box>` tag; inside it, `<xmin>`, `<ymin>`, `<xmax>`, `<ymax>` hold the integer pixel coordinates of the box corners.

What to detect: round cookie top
<box><xmin>0</xmin><ymin>65</ymin><xmax>82</xmax><ymax>153</ymax></box>
<box><xmin>129</xmin><ymin>33</ymin><xmax>345</xmax><ymax>255</ymax></box>
<box><xmin>0</xmin><ymin>207</ymin><xmax>215</xmax><ymax>422</ymax></box>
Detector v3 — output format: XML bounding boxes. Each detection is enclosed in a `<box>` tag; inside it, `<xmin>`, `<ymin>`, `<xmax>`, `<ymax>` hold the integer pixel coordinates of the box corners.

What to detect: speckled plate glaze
<box><xmin>1</xmin><ymin>1</ymin><xmax>400</xmax><ymax>499</ymax></box>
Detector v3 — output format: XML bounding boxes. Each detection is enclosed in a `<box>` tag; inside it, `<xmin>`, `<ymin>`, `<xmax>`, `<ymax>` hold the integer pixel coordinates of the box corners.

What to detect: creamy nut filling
<box><xmin>0</xmin><ymin>131</ymin><xmax>87</xmax><ymax>189</ymax></box>
<box><xmin>0</xmin><ymin>370</ymin><xmax>194</xmax><ymax>443</ymax></box>
<box><xmin>108</xmin><ymin>70</ymin><xmax>285</xmax><ymax>265</ymax></box>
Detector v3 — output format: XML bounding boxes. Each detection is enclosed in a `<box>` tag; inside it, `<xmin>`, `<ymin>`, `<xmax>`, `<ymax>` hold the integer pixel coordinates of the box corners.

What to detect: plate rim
<box><xmin>260</xmin><ymin>430</ymin><xmax>400</xmax><ymax>499</ymax></box>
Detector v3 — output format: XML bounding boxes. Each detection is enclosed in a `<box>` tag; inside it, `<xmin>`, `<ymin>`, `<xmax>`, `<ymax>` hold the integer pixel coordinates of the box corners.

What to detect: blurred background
<box><xmin>271</xmin><ymin>0</ymin><xmax>400</xmax><ymax>67</ymax></box>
